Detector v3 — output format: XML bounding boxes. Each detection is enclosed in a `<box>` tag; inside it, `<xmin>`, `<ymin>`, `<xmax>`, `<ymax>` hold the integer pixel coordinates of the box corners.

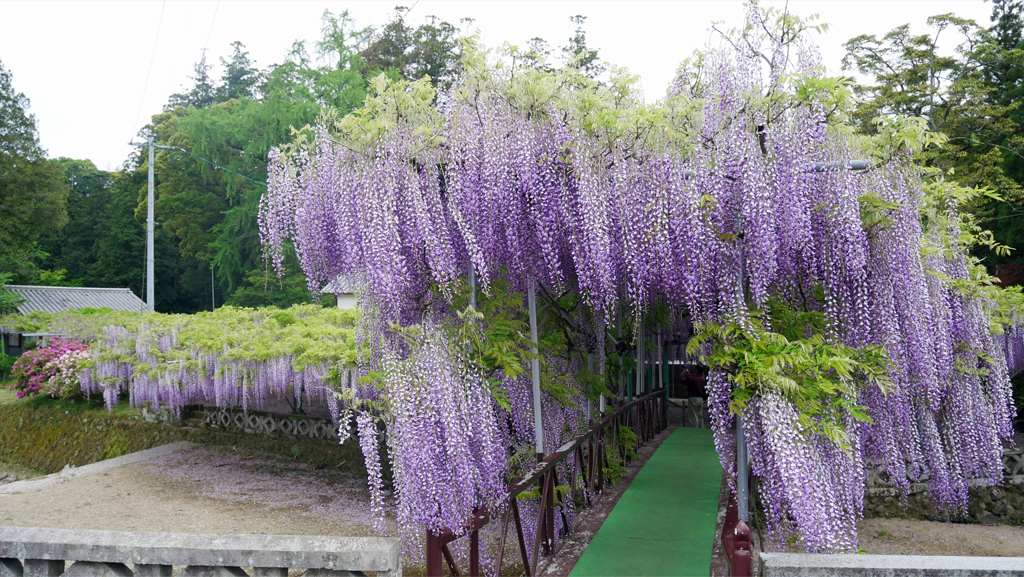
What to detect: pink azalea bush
<box><xmin>11</xmin><ymin>337</ymin><xmax>90</xmax><ymax>399</ymax></box>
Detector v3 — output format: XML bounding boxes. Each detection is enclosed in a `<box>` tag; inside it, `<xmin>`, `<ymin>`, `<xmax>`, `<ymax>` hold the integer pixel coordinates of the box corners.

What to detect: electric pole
<box><xmin>129</xmin><ymin>135</ymin><xmax>175</xmax><ymax>313</ymax></box>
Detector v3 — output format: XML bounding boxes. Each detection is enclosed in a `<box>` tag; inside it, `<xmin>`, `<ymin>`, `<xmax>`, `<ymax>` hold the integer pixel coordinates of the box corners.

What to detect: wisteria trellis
<box><xmin>236</xmin><ymin>4</ymin><xmax>1022</xmax><ymax>557</ymax></box>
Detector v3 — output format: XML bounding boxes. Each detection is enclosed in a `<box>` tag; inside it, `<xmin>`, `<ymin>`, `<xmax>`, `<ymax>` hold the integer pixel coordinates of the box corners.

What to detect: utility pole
<box><xmin>129</xmin><ymin>136</ymin><xmax>174</xmax><ymax>313</ymax></box>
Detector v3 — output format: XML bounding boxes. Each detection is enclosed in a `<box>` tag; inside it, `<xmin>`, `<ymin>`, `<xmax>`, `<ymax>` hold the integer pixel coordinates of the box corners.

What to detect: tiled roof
<box><xmin>322</xmin><ymin>273</ymin><xmax>365</xmax><ymax>295</ymax></box>
<box><xmin>5</xmin><ymin>285</ymin><xmax>147</xmax><ymax>314</ymax></box>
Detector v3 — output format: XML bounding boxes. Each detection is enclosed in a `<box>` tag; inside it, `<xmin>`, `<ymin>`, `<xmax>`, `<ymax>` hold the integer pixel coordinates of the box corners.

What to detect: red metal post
<box><xmin>426</xmin><ymin>529</ymin><xmax>443</xmax><ymax>577</ymax></box>
<box><xmin>470</xmin><ymin>529</ymin><xmax>480</xmax><ymax>577</ymax></box>
<box><xmin>732</xmin><ymin>520</ymin><xmax>752</xmax><ymax>577</ymax></box>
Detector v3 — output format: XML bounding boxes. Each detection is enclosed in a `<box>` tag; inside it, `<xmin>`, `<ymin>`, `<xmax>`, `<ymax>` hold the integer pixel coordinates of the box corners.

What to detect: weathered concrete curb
<box><xmin>0</xmin><ymin>442</ymin><xmax>196</xmax><ymax>496</ymax></box>
<box><xmin>760</xmin><ymin>552</ymin><xmax>1024</xmax><ymax>576</ymax></box>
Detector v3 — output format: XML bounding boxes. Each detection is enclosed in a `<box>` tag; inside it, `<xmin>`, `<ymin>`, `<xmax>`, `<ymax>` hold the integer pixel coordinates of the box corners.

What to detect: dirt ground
<box><xmin>0</xmin><ymin>445</ymin><xmax>381</xmax><ymax>536</ymax></box>
<box><xmin>856</xmin><ymin>517</ymin><xmax>1024</xmax><ymax>557</ymax></box>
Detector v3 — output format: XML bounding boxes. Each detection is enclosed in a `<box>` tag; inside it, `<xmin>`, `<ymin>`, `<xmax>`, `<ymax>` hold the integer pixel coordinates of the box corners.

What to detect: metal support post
<box><xmin>587</xmin><ymin>352</ymin><xmax>594</xmax><ymax>422</ymax></box>
<box><xmin>146</xmin><ymin>135</ymin><xmax>155</xmax><ymax>312</ymax></box>
<box><xmin>737</xmin><ymin>415</ymin><xmax>749</xmax><ymax>523</ymax></box>
<box><xmin>527</xmin><ymin>276</ymin><xmax>544</xmax><ymax>457</ymax></box>
<box><xmin>661</xmin><ymin>336</ymin><xmax>669</xmax><ymax>424</ymax></box>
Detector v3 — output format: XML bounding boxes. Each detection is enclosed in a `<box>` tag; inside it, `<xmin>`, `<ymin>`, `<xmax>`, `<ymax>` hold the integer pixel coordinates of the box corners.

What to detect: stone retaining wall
<box><xmin>864</xmin><ymin>447</ymin><xmax>1024</xmax><ymax>524</ymax></box>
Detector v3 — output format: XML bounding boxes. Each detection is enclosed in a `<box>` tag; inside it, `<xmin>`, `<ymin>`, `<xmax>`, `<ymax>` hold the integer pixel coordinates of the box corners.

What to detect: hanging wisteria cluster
<box><xmin>66</xmin><ymin>305</ymin><xmax>359</xmax><ymax>418</ymax></box>
<box><xmin>259</xmin><ymin>4</ymin><xmax>1021</xmax><ymax>554</ymax></box>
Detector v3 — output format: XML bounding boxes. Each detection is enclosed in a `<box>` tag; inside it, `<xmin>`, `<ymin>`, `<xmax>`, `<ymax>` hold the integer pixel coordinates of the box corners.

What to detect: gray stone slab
<box><xmin>0</xmin><ymin>443</ymin><xmax>197</xmax><ymax>496</ymax></box>
<box><xmin>760</xmin><ymin>553</ymin><xmax>1024</xmax><ymax>576</ymax></box>
<box><xmin>0</xmin><ymin>527</ymin><xmax>400</xmax><ymax>574</ymax></box>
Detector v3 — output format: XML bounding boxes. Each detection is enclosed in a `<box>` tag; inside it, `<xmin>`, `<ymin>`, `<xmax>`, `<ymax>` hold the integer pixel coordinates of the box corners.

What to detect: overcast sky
<box><xmin>0</xmin><ymin>0</ymin><xmax>995</xmax><ymax>172</ymax></box>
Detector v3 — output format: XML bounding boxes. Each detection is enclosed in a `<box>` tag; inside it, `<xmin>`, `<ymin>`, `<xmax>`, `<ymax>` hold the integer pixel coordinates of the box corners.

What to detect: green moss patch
<box><xmin>0</xmin><ymin>404</ymin><xmax>366</xmax><ymax>476</ymax></box>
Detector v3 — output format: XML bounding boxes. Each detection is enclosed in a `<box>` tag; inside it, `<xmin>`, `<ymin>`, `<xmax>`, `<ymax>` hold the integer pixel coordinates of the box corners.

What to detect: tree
<box><xmin>217</xmin><ymin>41</ymin><xmax>260</xmax><ymax>102</ymax></box>
<box><xmin>842</xmin><ymin>13</ymin><xmax>1024</xmax><ymax>278</ymax></box>
<box><xmin>0</xmin><ymin>58</ymin><xmax>68</xmax><ymax>263</ymax></box>
<box><xmin>561</xmin><ymin>15</ymin><xmax>605</xmax><ymax>79</ymax></box>
<box><xmin>35</xmin><ymin>158</ymin><xmax>113</xmax><ymax>285</ymax></box>
<box><xmin>985</xmin><ymin>0</ymin><xmax>1024</xmax><ymax>182</ymax></box>
<box><xmin>360</xmin><ymin>7</ymin><xmax>462</xmax><ymax>90</ymax></box>
<box><xmin>166</xmin><ymin>51</ymin><xmax>217</xmax><ymax>110</ymax></box>
<box><xmin>361</xmin><ymin>7</ymin><xmax>414</xmax><ymax>80</ymax></box>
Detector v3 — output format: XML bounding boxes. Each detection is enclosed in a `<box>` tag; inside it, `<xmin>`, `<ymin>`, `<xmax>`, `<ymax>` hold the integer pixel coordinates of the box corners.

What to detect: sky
<box><xmin>0</xmin><ymin>0</ymin><xmax>996</xmax><ymax>172</ymax></box>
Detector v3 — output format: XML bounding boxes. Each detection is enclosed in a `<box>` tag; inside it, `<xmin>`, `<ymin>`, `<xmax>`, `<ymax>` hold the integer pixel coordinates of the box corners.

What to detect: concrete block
<box><xmin>760</xmin><ymin>553</ymin><xmax>1024</xmax><ymax>576</ymax></box>
<box><xmin>63</xmin><ymin>562</ymin><xmax>132</xmax><ymax>577</ymax></box>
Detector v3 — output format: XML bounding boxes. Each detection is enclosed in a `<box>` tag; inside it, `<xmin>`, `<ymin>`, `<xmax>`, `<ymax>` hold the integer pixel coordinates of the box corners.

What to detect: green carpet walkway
<box><xmin>570</xmin><ymin>427</ymin><xmax>723</xmax><ymax>577</ymax></box>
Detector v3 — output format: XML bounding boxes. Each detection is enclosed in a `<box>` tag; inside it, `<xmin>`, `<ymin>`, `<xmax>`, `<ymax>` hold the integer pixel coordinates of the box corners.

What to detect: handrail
<box><xmin>508</xmin><ymin>388</ymin><xmax>666</xmax><ymax>500</ymax></box>
<box><xmin>425</xmin><ymin>387</ymin><xmax>669</xmax><ymax>577</ymax></box>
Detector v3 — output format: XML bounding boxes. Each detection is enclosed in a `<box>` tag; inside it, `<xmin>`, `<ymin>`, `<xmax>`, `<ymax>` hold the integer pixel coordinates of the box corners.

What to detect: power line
<box><xmin>202</xmin><ymin>1</ymin><xmax>220</xmax><ymax>55</ymax></box>
<box><xmin>131</xmin><ymin>1</ymin><xmax>168</xmax><ymax>142</ymax></box>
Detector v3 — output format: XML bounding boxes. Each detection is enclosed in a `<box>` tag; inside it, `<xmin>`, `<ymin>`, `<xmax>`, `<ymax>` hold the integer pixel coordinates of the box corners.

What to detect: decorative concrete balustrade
<box><xmin>0</xmin><ymin>527</ymin><xmax>401</xmax><ymax>577</ymax></box>
<box><xmin>202</xmin><ymin>408</ymin><xmax>341</xmax><ymax>443</ymax></box>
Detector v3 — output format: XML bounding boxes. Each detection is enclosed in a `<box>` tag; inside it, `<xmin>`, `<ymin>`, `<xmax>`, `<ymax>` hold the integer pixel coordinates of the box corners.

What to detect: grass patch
<box><xmin>0</xmin><ymin>386</ymin><xmax>19</xmax><ymax>405</ymax></box>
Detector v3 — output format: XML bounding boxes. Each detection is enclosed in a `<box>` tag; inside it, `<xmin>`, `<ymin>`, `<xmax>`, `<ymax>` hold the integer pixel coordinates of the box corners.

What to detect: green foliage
<box><xmin>360</xmin><ymin>7</ymin><xmax>463</xmax><ymax>90</ymax></box>
<box><xmin>688</xmin><ymin>309</ymin><xmax>892</xmax><ymax>452</ymax></box>
<box><xmin>0</xmin><ymin>58</ymin><xmax>69</xmax><ymax>262</ymax></box>
<box><xmin>561</xmin><ymin>15</ymin><xmax>606</xmax><ymax>80</ymax></box>
<box><xmin>0</xmin><ymin>272</ymin><xmax>26</xmax><ymax>312</ymax></box>
<box><xmin>0</xmin><ymin>353</ymin><xmax>14</xmax><ymax>381</ymax></box>
<box><xmin>0</xmin><ymin>305</ymin><xmax>360</xmax><ymax>386</ymax></box>
<box><xmin>842</xmin><ymin>9</ymin><xmax>1024</xmax><ymax>277</ymax></box>
<box><xmin>0</xmin><ymin>308</ymin><xmax>143</xmax><ymax>343</ymax></box>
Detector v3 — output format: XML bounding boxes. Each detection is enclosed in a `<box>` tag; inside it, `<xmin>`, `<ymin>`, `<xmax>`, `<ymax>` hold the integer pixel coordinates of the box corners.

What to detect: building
<box><xmin>1</xmin><ymin>285</ymin><xmax>146</xmax><ymax>356</ymax></box>
<box><xmin>321</xmin><ymin>274</ymin><xmax>363</xmax><ymax>310</ymax></box>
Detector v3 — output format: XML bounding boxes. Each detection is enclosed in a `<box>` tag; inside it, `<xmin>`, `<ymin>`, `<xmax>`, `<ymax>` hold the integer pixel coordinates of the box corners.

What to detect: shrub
<box><xmin>11</xmin><ymin>337</ymin><xmax>89</xmax><ymax>399</ymax></box>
